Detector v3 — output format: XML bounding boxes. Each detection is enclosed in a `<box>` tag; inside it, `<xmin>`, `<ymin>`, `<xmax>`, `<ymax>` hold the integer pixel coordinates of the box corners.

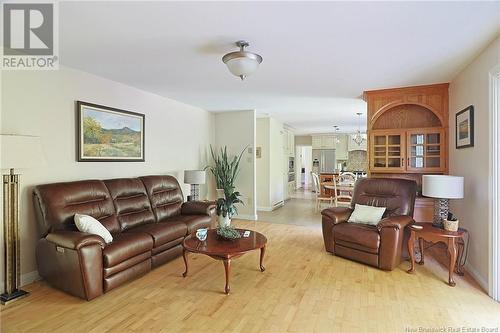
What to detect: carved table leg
<box><xmin>455</xmin><ymin>238</ymin><xmax>465</xmax><ymax>276</ymax></box>
<box><xmin>260</xmin><ymin>246</ymin><xmax>266</xmax><ymax>272</ymax></box>
<box><xmin>418</xmin><ymin>237</ymin><xmax>425</xmax><ymax>265</ymax></box>
<box><xmin>407</xmin><ymin>230</ymin><xmax>416</xmax><ymax>274</ymax></box>
<box><xmin>223</xmin><ymin>259</ymin><xmax>231</xmax><ymax>294</ymax></box>
<box><xmin>447</xmin><ymin>238</ymin><xmax>457</xmax><ymax>287</ymax></box>
<box><xmin>182</xmin><ymin>248</ymin><xmax>188</xmax><ymax>277</ymax></box>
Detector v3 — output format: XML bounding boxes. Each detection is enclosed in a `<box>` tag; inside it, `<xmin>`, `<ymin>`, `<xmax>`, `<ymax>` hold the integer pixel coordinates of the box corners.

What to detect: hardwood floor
<box><xmin>1</xmin><ymin>220</ymin><xmax>499</xmax><ymax>333</ymax></box>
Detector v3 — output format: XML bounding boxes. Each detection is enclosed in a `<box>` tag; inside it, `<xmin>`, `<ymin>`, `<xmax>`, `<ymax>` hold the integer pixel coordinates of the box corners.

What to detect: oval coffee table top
<box><xmin>183</xmin><ymin>229</ymin><xmax>267</xmax><ymax>258</ymax></box>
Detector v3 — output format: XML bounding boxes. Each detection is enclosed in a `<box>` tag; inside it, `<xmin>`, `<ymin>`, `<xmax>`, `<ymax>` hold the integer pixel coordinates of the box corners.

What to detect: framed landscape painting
<box><xmin>77</xmin><ymin>101</ymin><xmax>145</xmax><ymax>161</ymax></box>
<box><xmin>455</xmin><ymin>105</ymin><xmax>474</xmax><ymax>149</ymax></box>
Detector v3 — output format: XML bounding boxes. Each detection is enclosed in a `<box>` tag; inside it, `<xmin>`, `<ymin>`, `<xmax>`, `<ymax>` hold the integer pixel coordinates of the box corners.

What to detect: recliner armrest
<box><xmin>321</xmin><ymin>207</ymin><xmax>353</xmax><ymax>225</ymax></box>
<box><xmin>377</xmin><ymin>215</ymin><xmax>414</xmax><ymax>231</ymax></box>
<box><xmin>181</xmin><ymin>201</ymin><xmax>216</xmax><ymax>216</ymax></box>
<box><xmin>46</xmin><ymin>230</ymin><xmax>105</xmax><ymax>250</ymax></box>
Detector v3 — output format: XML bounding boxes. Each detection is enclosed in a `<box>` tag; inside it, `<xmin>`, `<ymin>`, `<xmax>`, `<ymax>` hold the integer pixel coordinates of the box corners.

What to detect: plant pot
<box><xmin>218</xmin><ymin>214</ymin><xmax>231</xmax><ymax>227</ymax></box>
<box><xmin>216</xmin><ymin>189</ymin><xmax>225</xmax><ymax>199</ymax></box>
<box><xmin>443</xmin><ymin>219</ymin><xmax>459</xmax><ymax>232</ymax></box>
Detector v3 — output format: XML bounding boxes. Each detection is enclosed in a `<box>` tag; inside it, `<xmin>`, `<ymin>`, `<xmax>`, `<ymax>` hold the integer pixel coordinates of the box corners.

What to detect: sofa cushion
<box><xmin>124</xmin><ymin>221</ymin><xmax>187</xmax><ymax>248</ymax></box>
<box><xmin>165</xmin><ymin>214</ymin><xmax>212</xmax><ymax>234</ymax></box>
<box><xmin>103</xmin><ymin>232</ymin><xmax>153</xmax><ymax>267</ymax></box>
<box><xmin>334</xmin><ymin>222</ymin><xmax>380</xmax><ymax>253</ymax></box>
<box><xmin>104</xmin><ymin>178</ymin><xmax>156</xmax><ymax>231</ymax></box>
<box><xmin>33</xmin><ymin>180</ymin><xmax>120</xmax><ymax>235</ymax></box>
<box><xmin>140</xmin><ymin>175</ymin><xmax>184</xmax><ymax>222</ymax></box>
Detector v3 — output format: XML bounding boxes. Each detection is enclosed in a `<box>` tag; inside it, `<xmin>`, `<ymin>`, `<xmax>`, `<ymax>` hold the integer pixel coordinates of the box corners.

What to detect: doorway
<box><xmin>295</xmin><ymin>146</ymin><xmax>312</xmax><ymax>189</ymax></box>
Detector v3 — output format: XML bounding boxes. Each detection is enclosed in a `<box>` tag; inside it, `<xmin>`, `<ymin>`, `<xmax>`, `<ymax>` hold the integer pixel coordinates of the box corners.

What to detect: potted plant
<box><xmin>216</xmin><ymin>191</ymin><xmax>243</xmax><ymax>227</ymax></box>
<box><xmin>205</xmin><ymin>145</ymin><xmax>245</xmax><ymax>226</ymax></box>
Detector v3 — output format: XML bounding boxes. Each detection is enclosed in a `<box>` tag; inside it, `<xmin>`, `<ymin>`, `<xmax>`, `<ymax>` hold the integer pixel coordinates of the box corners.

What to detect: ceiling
<box><xmin>59</xmin><ymin>1</ymin><xmax>500</xmax><ymax>135</ymax></box>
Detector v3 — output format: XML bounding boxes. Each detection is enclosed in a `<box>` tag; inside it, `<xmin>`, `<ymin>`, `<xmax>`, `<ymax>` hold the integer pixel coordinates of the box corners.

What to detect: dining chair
<box><xmin>340</xmin><ymin>172</ymin><xmax>357</xmax><ymax>182</ymax></box>
<box><xmin>331</xmin><ymin>180</ymin><xmax>352</xmax><ymax>207</ymax></box>
<box><xmin>311</xmin><ymin>172</ymin><xmax>333</xmax><ymax>212</ymax></box>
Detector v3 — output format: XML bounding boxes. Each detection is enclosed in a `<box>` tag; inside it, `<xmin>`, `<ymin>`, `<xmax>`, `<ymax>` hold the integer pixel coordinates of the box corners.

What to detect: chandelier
<box><xmin>333</xmin><ymin>126</ymin><xmax>340</xmax><ymax>144</ymax></box>
<box><xmin>352</xmin><ymin>112</ymin><xmax>366</xmax><ymax>146</ymax></box>
<box><xmin>222</xmin><ymin>41</ymin><xmax>263</xmax><ymax>80</ymax></box>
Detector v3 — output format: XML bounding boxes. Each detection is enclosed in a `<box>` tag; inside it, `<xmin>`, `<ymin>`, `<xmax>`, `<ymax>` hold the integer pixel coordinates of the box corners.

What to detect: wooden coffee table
<box><xmin>182</xmin><ymin>229</ymin><xmax>267</xmax><ymax>294</ymax></box>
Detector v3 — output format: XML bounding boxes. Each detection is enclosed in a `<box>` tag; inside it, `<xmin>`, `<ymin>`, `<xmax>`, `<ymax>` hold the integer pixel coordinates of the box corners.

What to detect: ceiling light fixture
<box><xmin>222</xmin><ymin>41</ymin><xmax>263</xmax><ymax>80</ymax></box>
<box><xmin>352</xmin><ymin>112</ymin><xmax>366</xmax><ymax>146</ymax></box>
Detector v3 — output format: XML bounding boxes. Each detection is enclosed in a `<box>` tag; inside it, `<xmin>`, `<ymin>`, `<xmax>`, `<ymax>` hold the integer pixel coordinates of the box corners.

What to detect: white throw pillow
<box><xmin>74</xmin><ymin>214</ymin><xmax>113</xmax><ymax>244</ymax></box>
<box><xmin>348</xmin><ymin>204</ymin><xmax>386</xmax><ymax>225</ymax></box>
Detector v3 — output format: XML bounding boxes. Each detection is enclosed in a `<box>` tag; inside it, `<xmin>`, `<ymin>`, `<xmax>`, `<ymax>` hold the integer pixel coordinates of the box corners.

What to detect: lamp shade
<box><xmin>422</xmin><ymin>175</ymin><xmax>464</xmax><ymax>199</ymax></box>
<box><xmin>184</xmin><ymin>170</ymin><xmax>206</xmax><ymax>184</ymax></box>
<box><xmin>1</xmin><ymin>134</ymin><xmax>46</xmax><ymax>170</ymax></box>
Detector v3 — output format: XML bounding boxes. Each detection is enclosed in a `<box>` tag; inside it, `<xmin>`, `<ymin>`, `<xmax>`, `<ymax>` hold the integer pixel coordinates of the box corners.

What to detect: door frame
<box><xmin>489</xmin><ymin>63</ymin><xmax>500</xmax><ymax>301</ymax></box>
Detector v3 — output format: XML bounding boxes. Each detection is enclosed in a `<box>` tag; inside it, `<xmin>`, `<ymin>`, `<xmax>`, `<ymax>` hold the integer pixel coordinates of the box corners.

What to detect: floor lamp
<box><xmin>1</xmin><ymin>134</ymin><xmax>45</xmax><ymax>305</ymax></box>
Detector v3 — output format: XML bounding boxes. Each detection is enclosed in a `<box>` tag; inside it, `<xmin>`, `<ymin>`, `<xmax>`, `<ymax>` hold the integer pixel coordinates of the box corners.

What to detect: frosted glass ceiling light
<box><xmin>222</xmin><ymin>41</ymin><xmax>263</xmax><ymax>80</ymax></box>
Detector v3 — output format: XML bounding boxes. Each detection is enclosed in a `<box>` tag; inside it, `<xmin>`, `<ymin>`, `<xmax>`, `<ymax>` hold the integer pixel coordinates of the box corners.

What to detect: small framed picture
<box><xmin>455</xmin><ymin>105</ymin><xmax>474</xmax><ymax>149</ymax></box>
<box><xmin>77</xmin><ymin>101</ymin><xmax>145</xmax><ymax>161</ymax></box>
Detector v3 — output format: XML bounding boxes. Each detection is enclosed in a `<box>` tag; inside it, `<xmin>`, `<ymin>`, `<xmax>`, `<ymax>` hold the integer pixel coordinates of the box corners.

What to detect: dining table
<box><xmin>321</xmin><ymin>182</ymin><xmax>355</xmax><ymax>193</ymax></box>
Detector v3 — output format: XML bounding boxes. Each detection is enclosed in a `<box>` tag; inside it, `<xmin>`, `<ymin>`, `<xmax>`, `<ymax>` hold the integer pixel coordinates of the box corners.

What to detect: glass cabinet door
<box><xmin>407</xmin><ymin>129</ymin><xmax>445</xmax><ymax>172</ymax></box>
<box><xmin>370</xmin><ymin>131</ymin><xmax>406</xmax><ymax>171</ymax></box>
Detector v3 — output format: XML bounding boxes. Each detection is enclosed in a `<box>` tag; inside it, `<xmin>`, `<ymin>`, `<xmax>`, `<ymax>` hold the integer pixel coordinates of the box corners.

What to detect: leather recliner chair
<box><xmin>321</xmin><ymin>178</ymin><xmax>417</xmax><ymax>271</ymax></box>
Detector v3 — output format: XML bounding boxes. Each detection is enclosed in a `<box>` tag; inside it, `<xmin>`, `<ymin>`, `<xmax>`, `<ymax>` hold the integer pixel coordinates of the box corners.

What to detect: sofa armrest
<box><xmin>377</xmin><ymin>215</ymin><xmax>414</xmax><ymax>231</ymax></box>
<box><xmin>181</xmin><ymin>201</ymin><xmax>216</xmax><ymax>216</ymax></box>
<box><xmin>46</xmin><ymin>230</ymin><xmax>105</xmax><ymax>250</ymax></box>
<box><xmin>321</xmin><ymin>207</ymin><xmax>353</xmax><ymax>253</ymax></box>
<box><xmin>38</xmin><ymin>231</ymin><xmax>104</xmax><ymax>301</ymax></box>
<box><xmin>321</xmin><ymin>207</ymin><xmax>353</xmax><ymax>225</ymax></box>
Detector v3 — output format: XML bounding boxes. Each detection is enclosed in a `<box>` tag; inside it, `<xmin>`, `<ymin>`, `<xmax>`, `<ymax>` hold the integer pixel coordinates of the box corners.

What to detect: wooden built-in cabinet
<box><xmin>370</xmin><ymin>127</ymin><xmax>446</xmax><ymax>173</ymax></box>
<box><xmin>364</xmin><ymin>83</ymin><xmax>449</xmax><ymax>223</ymax></box>
<box><xmin>364</xmin><ymin>83</ymin><xmax>449</xmax><ymax>175</ymax></box>
<box><xmin>370</xmin><ymin>130</ymin><xmax>406</xmax><ymax>172</ymax></box>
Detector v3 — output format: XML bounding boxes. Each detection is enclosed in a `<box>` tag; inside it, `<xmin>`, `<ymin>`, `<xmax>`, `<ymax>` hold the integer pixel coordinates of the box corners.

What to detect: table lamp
<box><xmin>184</xmin><ymin>170</ymin><xmax>206</xmax><ymax>201</ymax></box>
<box><xmin>422</xmin><ymin>175</ymin><xmax>464</xmax><ymax>228</ymax></box>
<box><xmin>1</xmin><ymin>134</ymin><xmax>46</xmax><ymax>305</ymax></box>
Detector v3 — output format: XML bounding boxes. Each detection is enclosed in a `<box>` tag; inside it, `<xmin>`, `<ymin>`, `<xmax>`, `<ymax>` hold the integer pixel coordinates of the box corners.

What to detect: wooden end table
<box><xmin>182</xmin><ymin>229</ymin><xmax>267</xmax><ymax>294</ymax></box>
<box><xmin>407</xmin><ymin>223</ymin><xmax>466</xmax><ymax>287</ymax></box>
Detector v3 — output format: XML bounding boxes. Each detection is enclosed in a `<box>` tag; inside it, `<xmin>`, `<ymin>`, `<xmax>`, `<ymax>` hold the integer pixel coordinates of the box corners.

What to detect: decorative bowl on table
<box><xmin>216</xmin><ymin>225</ymin><xmax>241</xmax><ymax>241</ymax></box>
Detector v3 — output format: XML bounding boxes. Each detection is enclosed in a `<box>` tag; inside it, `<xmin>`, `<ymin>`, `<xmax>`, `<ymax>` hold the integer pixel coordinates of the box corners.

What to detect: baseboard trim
<box><xmin>465</xmin><ymin>262</ymin><xmax>488</xmax><ymax>292</ymax></box>
<box><xmin>257</xmin><ymin>206</ymin><xmax>273</xmax><ymax>212</ymax></box>
<box><xmin>0</xmin><ymin>270</ymin><xmax>40</xmax><ymax>292</ymax></box>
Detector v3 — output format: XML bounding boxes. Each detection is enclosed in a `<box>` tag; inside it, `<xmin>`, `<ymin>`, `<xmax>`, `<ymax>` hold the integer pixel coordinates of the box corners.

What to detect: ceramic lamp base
<box><xmin>432</xmin><ymin>198</ymin><xmax>449</xmax><ymax>228</ymax></box>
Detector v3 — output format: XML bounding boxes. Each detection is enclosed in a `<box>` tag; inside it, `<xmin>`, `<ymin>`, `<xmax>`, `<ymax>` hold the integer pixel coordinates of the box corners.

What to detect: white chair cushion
<box><xmin>74</xmin><ymin>214</ymin><xmax>113</xmax><ymax>244</ymax></box>
<box><xmin>348</xmin><ymin>204</ymin><xmax>386</xmax><ymax>225</ymax></box>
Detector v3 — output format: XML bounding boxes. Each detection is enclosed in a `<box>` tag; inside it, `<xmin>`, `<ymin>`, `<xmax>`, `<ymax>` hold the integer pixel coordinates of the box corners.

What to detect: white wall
<box><xmin>0</xmin><ymin>66</ymin><xmax>215</xmax><ymax>287</ymax></box>
<box><xmin>256</xmin><ymin>118</ymin><xmax>271</xmax><ymax>208</ymax></box>
<box><xmin>449</xmin><ymin>35</ymin><xmax>500</xmax><ymax>291</ymax></box>
<box><xmin>256</xmin><ymin>117</ymin><xmax>284</xmax><ymax>211</ymax></box>
<box><xmin>214</xmin><ymin>111</ymin><xmax>256</xmax><ymax>220</ymax></box>
<box><xmin>270</xmin><ymin>118</ymin><xmax>284</xmax><ymax>207</ymax></box>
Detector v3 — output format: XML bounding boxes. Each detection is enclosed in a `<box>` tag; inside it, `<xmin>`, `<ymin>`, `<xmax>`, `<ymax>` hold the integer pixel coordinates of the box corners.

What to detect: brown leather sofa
<box><xmin>321</xmin><ymin>178</ymin><xmax>417</xmax><ymax>271</ymax></box>
<box><xmin>33</xmin><ymin>175</ymin><xmax>216</xmax><ymax>300</ymax></box>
